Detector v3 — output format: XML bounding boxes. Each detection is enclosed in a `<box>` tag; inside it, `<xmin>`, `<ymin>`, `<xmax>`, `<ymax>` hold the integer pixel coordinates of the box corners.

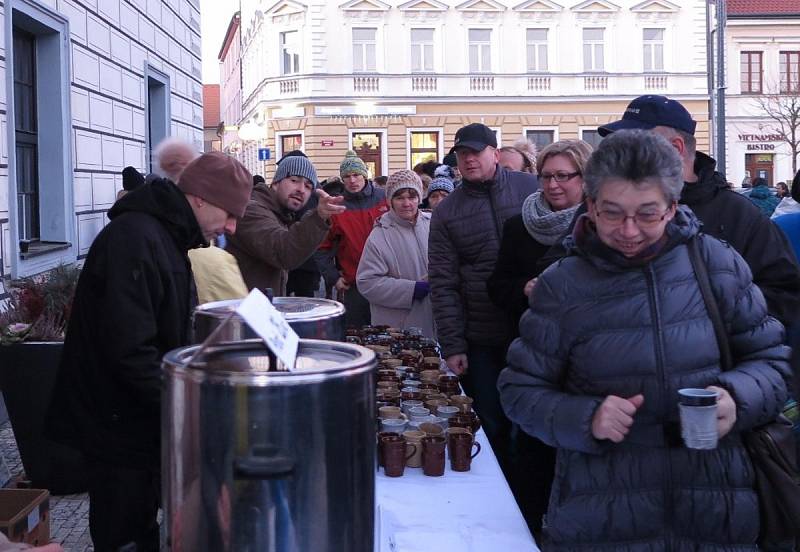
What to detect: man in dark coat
<box><xmin>47</xmin><ymin>152</ymin><xmax>252</xmax><ymax>552</ymax></box>
<box><xmin>597</xmin><ymin>95</ymin><xmax>800</xmax><ymax>327</ymax></box>
<box><xmin>428</xmin><ymin>122</ymin><xmax>538</xmax><ymax>476</ymax></box>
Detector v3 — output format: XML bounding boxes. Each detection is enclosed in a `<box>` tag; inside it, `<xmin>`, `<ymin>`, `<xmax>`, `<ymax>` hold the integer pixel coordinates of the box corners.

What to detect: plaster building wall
<box><xmin>0</xmin><ymin>0</ymin><xmax>202</xmax><ymax>287</ymax></box>
<box><xmin>228</xmin><ymin>0</ymin><xmax>709</xmax><ymax>180</ymax></box>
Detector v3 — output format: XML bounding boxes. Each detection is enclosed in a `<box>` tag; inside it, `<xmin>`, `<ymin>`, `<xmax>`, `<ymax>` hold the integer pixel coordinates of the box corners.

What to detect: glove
<box><xmin>412</xmin><ymin>281</ymin><xmax>430</xmax><ymax>301</ymax></box>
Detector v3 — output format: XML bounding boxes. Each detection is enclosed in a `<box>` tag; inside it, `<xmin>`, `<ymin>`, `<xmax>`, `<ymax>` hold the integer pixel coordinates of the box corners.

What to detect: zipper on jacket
<box><xmin>644</xmin><ymin>266</ymin><xmax>674</xmax><ymax>550</ymax></box>
<box><xmin>486</xmin><ymin>186</ymin><xmax>503</xmax><ymax>241</ymax></box>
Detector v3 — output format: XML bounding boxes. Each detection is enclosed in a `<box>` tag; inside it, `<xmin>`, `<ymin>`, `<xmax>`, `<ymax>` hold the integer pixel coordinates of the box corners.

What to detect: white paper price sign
<box><xmin>235</xmin><ymin>289</ymin><xmax>299</xmax><ymax>370</ymax></box>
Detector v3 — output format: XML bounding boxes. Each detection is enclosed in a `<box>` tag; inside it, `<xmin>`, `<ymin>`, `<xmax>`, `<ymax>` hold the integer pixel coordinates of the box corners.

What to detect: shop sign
<box><xmin>321</xmin><ymin>140</ymin><xmax>335</xmax><ymax>147</ymax></box>
<box><xmin>738</xmin><ymin>133</ymin><xmax>782</xmax><ymax>142</ymax></box>
<box><xmin>746</xmin><ymin>143</ymin><xmax>775</xmax><ymax>151</ymax></box>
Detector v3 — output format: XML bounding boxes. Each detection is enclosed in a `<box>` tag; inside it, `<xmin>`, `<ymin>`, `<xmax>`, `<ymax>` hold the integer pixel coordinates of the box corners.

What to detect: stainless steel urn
<box><xmin>162</xmin><ymin>339</ymin><xmax>376</xmax><ymax>552</ymax></box>
<box><xmin>193</xmin><ymin>297</ymin><xmax>346</xmax><ymax>343</ymax></box>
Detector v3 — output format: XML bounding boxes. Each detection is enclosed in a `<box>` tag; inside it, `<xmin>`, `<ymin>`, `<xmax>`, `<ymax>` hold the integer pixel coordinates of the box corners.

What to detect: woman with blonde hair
<box><xmin>499</xmin><ymin>137</ymin><xmax>537</xmax><ymax>174</ymax></box>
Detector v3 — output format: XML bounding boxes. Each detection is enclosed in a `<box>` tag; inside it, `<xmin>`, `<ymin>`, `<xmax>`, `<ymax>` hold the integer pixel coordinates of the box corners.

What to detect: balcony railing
<box><xmin>245</xmin><ymin>72</ymin><xmax>704</xmax><ymax>105</ymax></box>
<box><xmin>354</xmin><ymin>76</ymin><xmax>380</xmax><ymax>93</ymax></box>
<box><xmin>644</xmin><ymin>75</ymin><xmax>668</xmax><ymax>89</ymax></box>
<box><xmin>412</xmin><ymin>76</ymin><xmax>437</xmax><ymax>92</ymax></box>
<box><xmin>584</xmin><ymin>76</ymin><xmax>608</xmax><ymax>91</ymax></box>
<box><xmin>470</xmin><ymin>76</ymin><xmax>494</xmax><ymax>92</ymax></box>
<box><xmin>280</xmin><ymin>79</ymin><xmax>299</xmax><ymax>94</ymax></box>
<box><xmin>528</xmin><ymin>76</ymin><xmax>551</xmax><ymax>91</ymax></box>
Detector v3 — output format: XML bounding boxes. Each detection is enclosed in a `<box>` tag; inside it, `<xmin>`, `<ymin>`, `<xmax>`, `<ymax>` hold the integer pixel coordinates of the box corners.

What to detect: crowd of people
<box><xmin>40</xmin><ymin>94</ymin><xmax>800</xmax><ymax>551</ymax></box>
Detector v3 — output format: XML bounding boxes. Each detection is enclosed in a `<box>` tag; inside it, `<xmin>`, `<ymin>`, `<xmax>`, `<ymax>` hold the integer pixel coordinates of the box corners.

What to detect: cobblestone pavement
<box><xmin>1</xmin><ymin>422</ymin><xmax>93</xmax><ymax>551</ymax></box>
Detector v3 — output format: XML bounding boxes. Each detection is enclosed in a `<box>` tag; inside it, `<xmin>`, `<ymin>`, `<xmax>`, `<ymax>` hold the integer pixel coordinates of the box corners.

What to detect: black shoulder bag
<box><xmin>688</xmin><ymin>236</ymin><xmax>800</xmax><ymax>545</ymax></box>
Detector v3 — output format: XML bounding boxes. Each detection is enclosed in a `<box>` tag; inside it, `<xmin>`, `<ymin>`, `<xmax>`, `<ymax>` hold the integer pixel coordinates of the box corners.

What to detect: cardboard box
<box><xmin>0</xmin><ymin>489</ymin><xmax>50</xmax><ymax>545</ymax></box>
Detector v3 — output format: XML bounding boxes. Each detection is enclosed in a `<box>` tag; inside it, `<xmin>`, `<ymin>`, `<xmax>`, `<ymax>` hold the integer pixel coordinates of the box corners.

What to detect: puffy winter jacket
<box><xmin>429</xmin><ymin>165</ymin><xmax>538</xmax><ymax>357</ymax></box>
<box><xmin>540</xmin><ymin>153</ymin><xmax>800</xmax><ymax>327</ymax></box>
<box><xmin>746</xmin><ymin>184</ymin><xmax>780</xmax><ymax>217</ymax></box>
<box><xmin>356</xmin><ymin>209</ymin><xmax>434</xmax><ymax>337</ymax></box>
<box><xmin>314</xmin><ymin>181</ymin><xmax>387</xmax><ymax>288</ymax></box>
<box><xmin>498</xmin><ymin>207</ymin><xmax>791</xmax><ymax>551</ymax></box>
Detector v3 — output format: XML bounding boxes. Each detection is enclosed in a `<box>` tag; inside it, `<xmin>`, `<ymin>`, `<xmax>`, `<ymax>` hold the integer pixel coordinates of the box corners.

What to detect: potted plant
<box><xmin>0</xmin><ymin>264</ymin><xmax>88</xmax><ymax>494</ymax></box>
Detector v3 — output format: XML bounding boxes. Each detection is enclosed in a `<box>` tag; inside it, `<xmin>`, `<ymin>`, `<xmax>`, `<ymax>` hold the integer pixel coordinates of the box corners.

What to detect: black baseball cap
<box><xmin>598</xmin><ymin>95</ymin><xmax>697</xmax><ymax>137</ymax></box>
<box><xmin>448</xmin><ymin>123</ymin><xmax>497</xmax><ymax>155</ymax></box>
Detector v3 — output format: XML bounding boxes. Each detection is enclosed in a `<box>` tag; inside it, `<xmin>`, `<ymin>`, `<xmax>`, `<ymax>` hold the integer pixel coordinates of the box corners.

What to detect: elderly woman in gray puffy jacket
<box><xmin>356</xmin><ymin>170</ymin><xmax>435</xmax><ymax>337</ymax></box>
<box><xmin>498</xmin><ymin>130</ymin><xmax>791</xmax><ymax>551</ymax></box>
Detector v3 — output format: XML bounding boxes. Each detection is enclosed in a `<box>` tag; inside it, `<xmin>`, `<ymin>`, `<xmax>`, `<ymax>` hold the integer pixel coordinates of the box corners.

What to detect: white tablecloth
<box><xmin>375</xmin><ymin>430</ymin><xmax>541</xmax><ymax>552</ymax></box>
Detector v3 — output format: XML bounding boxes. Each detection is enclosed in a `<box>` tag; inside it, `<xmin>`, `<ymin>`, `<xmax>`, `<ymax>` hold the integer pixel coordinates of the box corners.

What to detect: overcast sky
<box><xmin>200</xmin><ymin>0</ymin><xmax>238</xmax><ymax>84</ymax></box>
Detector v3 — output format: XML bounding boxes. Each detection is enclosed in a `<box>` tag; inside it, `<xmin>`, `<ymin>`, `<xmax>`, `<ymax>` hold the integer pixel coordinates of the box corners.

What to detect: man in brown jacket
<box><xmin>227</xmin><ymin>155</ymin><xmax>345</xmax><ymax>295</ymax></box>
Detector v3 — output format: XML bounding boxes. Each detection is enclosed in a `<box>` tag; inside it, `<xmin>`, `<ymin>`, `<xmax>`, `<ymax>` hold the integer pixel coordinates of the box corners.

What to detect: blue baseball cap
<box><xmin>598</xmin><ymin>95</ymin><xmax>697</xmax><ymax>137</ymax></box>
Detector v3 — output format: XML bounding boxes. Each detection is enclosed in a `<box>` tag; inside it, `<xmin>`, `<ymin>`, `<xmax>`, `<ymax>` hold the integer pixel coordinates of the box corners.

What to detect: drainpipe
<box><xmin>716</xmin><ymin>0</ymin><xmax>727</xmax><ymax>171</ymax></box>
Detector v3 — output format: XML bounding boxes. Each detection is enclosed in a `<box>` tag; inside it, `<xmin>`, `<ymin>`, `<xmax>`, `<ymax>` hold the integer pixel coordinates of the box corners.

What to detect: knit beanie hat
<box><xmin>340</xmin><ymin>150</ymin><xmax>369</xmax><ymax>179</ymax></box>
<box><xmin>273</xmin><ymin>155</ymin><xmax>318</xmax><ymax>188</ymax></box>
<box><xmin>178</xmin><ymin>152</ymin><xmax>252</xmax><ymax>219</ymax></box>
<box><xmin>122</xmin><ymin>166</ymin><xmax>145</xmax><ymax>191</ymax></box>
<box><xmin>386</xmin><ymin>169</ymin><xmax>423</xmax><ymax>200</ymax></box>
<box><xmin>427</xmin><ymin>175</ymin><xmax>454</xmax><ymax>197</ymax></box>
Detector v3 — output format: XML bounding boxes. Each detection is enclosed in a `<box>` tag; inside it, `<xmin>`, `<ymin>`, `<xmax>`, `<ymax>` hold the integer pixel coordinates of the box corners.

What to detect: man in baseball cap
<box><xmin>429</xmin><ymin>122</ymin><xmax>538</xmax><ymax>485</ymax></box>
<box><xmin>598</xmin><ymin>94</ymin><xmax>800</xmax><ymax>326</ymax></box>
<box><xmin>48</xmin><ymin>150</ymin><xmax>253</xmax><ymax>551</ymax></box>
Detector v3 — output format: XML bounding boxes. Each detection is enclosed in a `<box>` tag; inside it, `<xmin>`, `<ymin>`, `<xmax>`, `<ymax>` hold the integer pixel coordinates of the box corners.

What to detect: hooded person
<box><xmin>226</xmin><ymin>154</ymin><xmax>345</xmax><ymax>296</ymax></box>
<box><xmin>314</xmin><ymin>150</ymin><xmax>387</xmax><ymax>327</ymax></box>
<box><xmin>46</xmin><ymin>151</ymin><xmax>252</xmax><ymax>552</ymax></box>
<box><xmin>746</xmin><ymin>177</ymin><xmax>780</xmax><ymax>217</ymax></box>
<box><xmin>117</xmin><ymin>166</ymin><xmax>145</xmax><ymax>200</ymax></box>
<box><xmin>357</xmin><ymin>170</ymin><xmax>435</xmax><ymax>337</ymax></box>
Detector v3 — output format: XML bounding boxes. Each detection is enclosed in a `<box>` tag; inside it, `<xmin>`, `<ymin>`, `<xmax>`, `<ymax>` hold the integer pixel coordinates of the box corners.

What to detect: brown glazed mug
<box><xmin>448</xmin><ymin>432</ymin><xmax>481</xmax><ymax>472</ymax></box>
<box><xmin>452</xmin><ymin>412</ymin><xmax>481</xmax><ymax>434</ymax></box>
<box><xmin>421</xmin><ymin>436</ymin><xmax>447</xmax><ymax>477</ymax></box>
<box><xmin>382</xmin><ymin>434</ymin><xmax>416</xmax><ymax>477</ymax></box>
<box><xmin>450</xmin><ymin>395</ymin><xmax>474</xmax><ymax>414</ymax></box>
<box><xmin>402</xmin><ymin>430</ymin><xmax>426</xmax><ymax>468</ymax></box>
<box><xmin>376</xmin><ymin>431</ymin><xmax>399</xmax><ymax>467</ymax></box>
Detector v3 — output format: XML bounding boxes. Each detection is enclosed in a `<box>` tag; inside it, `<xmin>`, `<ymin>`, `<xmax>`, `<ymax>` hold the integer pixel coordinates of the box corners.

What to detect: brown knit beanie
<box><xmin>386</xmin><ymin>169</ymin><xmax>423</xmax><ymax>200</ymax></box>
<box><xmin>177</xmin><ymin>152</ymin><xmax>252</xmax><ymax>219</ymax></box>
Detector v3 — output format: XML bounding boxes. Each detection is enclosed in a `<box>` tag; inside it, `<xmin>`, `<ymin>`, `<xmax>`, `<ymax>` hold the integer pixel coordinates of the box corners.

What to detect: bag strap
<box><xmin>687</xmin><ymin>236</ymin><xmax>734</xmax><ymax>372</ymax></box>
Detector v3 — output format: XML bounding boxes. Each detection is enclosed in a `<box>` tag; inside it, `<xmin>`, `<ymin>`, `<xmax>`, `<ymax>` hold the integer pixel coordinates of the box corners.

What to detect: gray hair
<box><xmin>583</xmin><ymin>129</ymin><xmax>684</xmax><ymax>203</ymax></box>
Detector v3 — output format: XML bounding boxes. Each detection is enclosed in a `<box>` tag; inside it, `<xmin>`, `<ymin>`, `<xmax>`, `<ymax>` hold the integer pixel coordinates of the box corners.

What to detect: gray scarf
<box><xmin>521</xmin><ymin>190</ymin><xmax>580</xmax><ymax>246</ymax></box>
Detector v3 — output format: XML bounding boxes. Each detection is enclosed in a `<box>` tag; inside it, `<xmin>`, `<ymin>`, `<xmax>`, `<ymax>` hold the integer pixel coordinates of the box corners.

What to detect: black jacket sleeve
<box><xmin>488</xmin><ymin>217</ymin><xmax>533</xmax><ymax>320</ymax></box>
<box><xmin>740</xmin><ymin>214</ymin><xmax>800</xmax><ymax>327</ymax></box>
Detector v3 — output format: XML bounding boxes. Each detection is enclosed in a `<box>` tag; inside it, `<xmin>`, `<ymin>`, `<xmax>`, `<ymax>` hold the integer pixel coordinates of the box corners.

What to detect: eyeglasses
<box><xmin>540</xmin><ymin>172</ymin><xmax>581</xmax><ymax>183</ymax></box>
<box><xmin>594</xmin><ymin>207</ymin><xmax>672</xmax><ymax>227</ymax></box>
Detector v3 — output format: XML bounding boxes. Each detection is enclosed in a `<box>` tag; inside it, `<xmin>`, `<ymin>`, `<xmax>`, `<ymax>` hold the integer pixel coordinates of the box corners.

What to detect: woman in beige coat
<box><xmin>357</xmin><ymin>170</ymin><xmax>435</xmax><ymax>337</ymax></box>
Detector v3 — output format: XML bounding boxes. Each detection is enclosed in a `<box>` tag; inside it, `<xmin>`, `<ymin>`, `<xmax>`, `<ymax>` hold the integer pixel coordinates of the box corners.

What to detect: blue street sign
<box><xmin>258</xmin><ymin>148</ymin><xmax>271</xmax><ymax>161</ymax></box>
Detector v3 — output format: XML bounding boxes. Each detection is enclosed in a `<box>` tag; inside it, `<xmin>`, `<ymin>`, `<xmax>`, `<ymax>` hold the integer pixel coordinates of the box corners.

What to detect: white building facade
<box><xmin>724</xmin><ymin>3</ymin><xmax>800</xmax><ymax>186</ymax></box>
<box><xmin>0</xmin><ymin>0</ymin><xmax>202</xmax><ymax>287</ymax></box>
<box><xmin>230</xmin><ymin>0</ymin><xmax>710</xmax><ymax>180</ymax></box>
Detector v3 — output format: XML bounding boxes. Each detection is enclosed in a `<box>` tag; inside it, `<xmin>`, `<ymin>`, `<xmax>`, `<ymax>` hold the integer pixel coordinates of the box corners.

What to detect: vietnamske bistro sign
<box><xmin>739</xmin><ymin>133</ymin><xmax>782</xmax><ymax>151</ymax></box>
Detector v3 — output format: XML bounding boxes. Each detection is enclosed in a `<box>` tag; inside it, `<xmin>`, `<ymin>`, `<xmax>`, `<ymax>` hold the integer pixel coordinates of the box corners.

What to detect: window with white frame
<box><xmin>526</xmin><ymin>29</ymin><xmax>548</xmax><ymax>72</ymax></box>
<box><xmin>409</xmin><ymin>131</ymin><xmax>439</xmax><ymax>168</ymax></box>
<box><xmin>352</xmin><ymin>28</ymin><xmax>376</xmax><ymax>73</ymax></box>
<box><xmin>581</xmin><ymin>129</ymin><xmax>603</xmax><ymax>150</ymax></box>
<box><xmin>643</xmin><ymin>28</ymin><xmax>664</xmax><ymax>72</ymax></box>
<box><xmin>525</xmin><ymin>130</ymin><xmax>555</xmax><ymax>152</ymax></box>
<box><xmin>411</xmin><ymin>29</ymin><xmax>434</xmax><ymax>73</ymax></box>
<box><xmin>468</xmin><ymin>29</ymin><xmax>492</xmax><ymax>73</ymax></box>
<box><xmin>583</xmin><ymin>28</ymin><xmax>604</xmax><ymax>72</ymax></box>
<box><xmin>280</xmin><ymin>30</ymin><xmax>300</xmax><ymax>75</ymax></box>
